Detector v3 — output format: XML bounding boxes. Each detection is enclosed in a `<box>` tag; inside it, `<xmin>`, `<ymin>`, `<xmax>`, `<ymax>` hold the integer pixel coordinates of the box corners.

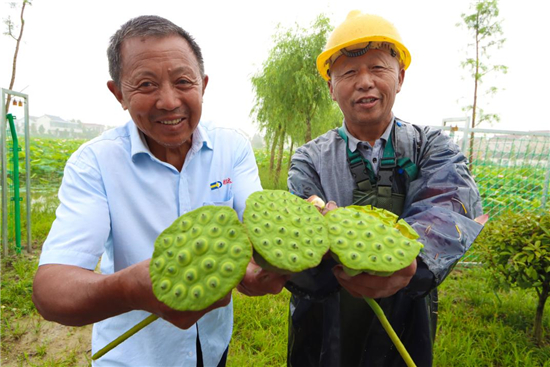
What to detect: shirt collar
<box><xmin>342</xmin><ymin>117</ymin><xmax>394</xmax><ymax>152</ymax></box>
<box><xmin>130</xmin><ymin>121</ymin><xmax>213</xmax><ymax>160</ymax></box>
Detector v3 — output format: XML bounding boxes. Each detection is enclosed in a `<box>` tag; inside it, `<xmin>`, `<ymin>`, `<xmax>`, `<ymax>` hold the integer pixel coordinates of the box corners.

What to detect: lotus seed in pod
<box><xmin>150</xmin><ymin>206</ymin><xmax>251</xmax><ymax>311</ymax></box>
<box><xmin>326</xmin><ymin>207</ymin><xmax>424</xmax><ymax>277</ymax></box>
<box><xmin>243</xmin><ymin>190</ymin><xmax>329</xmax><ymax>274</ymax></box>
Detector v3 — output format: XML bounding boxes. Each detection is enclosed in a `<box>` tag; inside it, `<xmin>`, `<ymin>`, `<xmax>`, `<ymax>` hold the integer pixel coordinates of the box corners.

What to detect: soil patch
<box><xmin>2</xmin><ymin>314</ymin><xmax>92</xmax><ymax>366</ymax></box>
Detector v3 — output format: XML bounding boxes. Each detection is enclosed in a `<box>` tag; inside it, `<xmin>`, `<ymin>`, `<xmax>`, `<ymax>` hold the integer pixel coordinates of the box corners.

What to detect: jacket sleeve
<box><xmin>288</xmin><ymin>145</ymin><xmax>327</xmax><ymax>202</ymax></box>
<box><xmin>402</xmin><ymin>127</ymin><xmax>484</xmax><ymax>297</ymax></box>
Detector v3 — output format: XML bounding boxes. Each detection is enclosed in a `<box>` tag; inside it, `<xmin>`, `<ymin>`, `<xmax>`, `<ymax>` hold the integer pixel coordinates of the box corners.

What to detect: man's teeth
<box><xmin>160</xmin><ymin>118</ymin><xmax>182</xmax><ymax>125</ymax></box>
<box><xmin>359</xmin><ymin>98</ymin><xmax>376</xmax><ymax>103</ymax></box>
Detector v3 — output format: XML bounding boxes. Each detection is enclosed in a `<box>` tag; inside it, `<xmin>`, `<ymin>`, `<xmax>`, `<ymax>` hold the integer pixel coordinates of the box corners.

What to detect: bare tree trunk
<box><xmin>6</xmin><ymin>0</ymin><xmax>28</xmax><ymax>113</ymax></box>
<box><xmin>468</xmin><ymin>20</ymin><xmax>480</xmax><ymax>171</ymax></box>
<box><xmin>534</xmin><ymin>282</ymin><xmax>549</xmax><ymax>345</ymax></box>
<box><xmin>269</xmin><ymin>126</ymin><xmax>280</xmax><ymax>176</ymax></box>
<box><xmin>305</xmin><ymin>117</ymin><xmax>312</xmax><ymax>143</ymax></box>
<box><xmin>274</xmin><ymin>127</ymin><xmax>286</xmax><ymax>187</ymax></box>
<box><xmin>287</xmin><ymin>139</ymin><xmax>294</xmax><ymax>171</ymax></box>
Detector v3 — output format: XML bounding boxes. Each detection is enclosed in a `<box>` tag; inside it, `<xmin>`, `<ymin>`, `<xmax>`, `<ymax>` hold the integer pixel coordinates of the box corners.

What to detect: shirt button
<box><xmin>372</xmin><ymin>158</ymin><xmax>378</xmax><ymax>163</ymax></box>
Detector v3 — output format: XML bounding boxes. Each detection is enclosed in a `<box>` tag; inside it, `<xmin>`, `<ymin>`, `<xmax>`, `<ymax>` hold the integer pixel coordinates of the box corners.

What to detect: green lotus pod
<box><xmin>348</xmin><ymin>205</ymin><xmax>419</xmax><ymax>241</ymax></box>
<box><xmin>150</xmin><ymin>205</ymin><xmax>251</xmax><ymax>311</ymax></box>
<box><xmin>326</xmin><ymin>207</ymin><xmax>423</xmax><ymax>277</ymax></box>
<box><xmin>243</xmin><ymin>190</ymin><xmax>329</xmax><ymax>274</ymax></box>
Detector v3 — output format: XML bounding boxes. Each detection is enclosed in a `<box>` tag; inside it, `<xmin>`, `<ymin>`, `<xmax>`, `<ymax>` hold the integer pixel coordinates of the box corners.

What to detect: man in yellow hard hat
<box><xmin>286</xmin><ymin>11</ymin><xmax>484</xmax><ymax>366</ymax></box>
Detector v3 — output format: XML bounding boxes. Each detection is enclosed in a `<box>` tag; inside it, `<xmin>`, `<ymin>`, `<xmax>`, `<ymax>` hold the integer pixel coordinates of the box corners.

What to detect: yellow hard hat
<box><xmin>317</xmin><ymin>11</ymin><xmax>411</xmax><ymax>80</ymax></box>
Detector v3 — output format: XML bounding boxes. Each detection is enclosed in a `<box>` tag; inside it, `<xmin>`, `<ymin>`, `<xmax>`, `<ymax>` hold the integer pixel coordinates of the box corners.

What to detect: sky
<box><xmin>1</xmin><ymin>0</ymin><xmax>549</xmax><ymax>138</ymax></box>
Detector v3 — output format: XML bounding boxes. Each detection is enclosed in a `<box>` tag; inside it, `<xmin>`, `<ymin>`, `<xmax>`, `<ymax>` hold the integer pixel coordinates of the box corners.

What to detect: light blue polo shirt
<box><xmin>39</xmin><ymin>120</ymin><xmax>262</xmax><ymax>367</ymax></box>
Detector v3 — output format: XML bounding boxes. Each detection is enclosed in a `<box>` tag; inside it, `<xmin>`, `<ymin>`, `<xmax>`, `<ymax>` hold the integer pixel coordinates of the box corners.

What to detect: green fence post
<box><xmin>7</xmin><ymin>114</ymin><xmax>21</xmax><ymax>254</ymax></box>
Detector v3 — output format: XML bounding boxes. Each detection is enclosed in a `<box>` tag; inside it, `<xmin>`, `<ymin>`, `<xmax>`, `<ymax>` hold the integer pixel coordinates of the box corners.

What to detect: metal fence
<box><xmin>433</xmin><ymin>123</ymin><xmax>550</xmax><ymax>219</ymax></box>
<box><xmin>433</xmin><ymin>122</ymin><xmax>550</xmax><ymax>265</ymax></box>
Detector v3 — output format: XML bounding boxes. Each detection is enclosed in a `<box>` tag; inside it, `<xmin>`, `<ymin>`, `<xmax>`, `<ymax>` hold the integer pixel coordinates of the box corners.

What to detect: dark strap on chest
<box><xmin>338</xmin><ymin>124</ymin><xmax>418</xmax><ymax>214</ymax></box>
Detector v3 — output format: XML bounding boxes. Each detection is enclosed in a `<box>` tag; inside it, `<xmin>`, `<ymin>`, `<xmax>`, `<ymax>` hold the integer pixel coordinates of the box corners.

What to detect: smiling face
<box><xmin>328</xmin><ymin>49</ymin><xmax>404</xmax><ymax>137</ymax></box>
<box><xmin>108</xmin><ymin>35</ymin><xmax>208</xmax><ymax>161</ymax></box>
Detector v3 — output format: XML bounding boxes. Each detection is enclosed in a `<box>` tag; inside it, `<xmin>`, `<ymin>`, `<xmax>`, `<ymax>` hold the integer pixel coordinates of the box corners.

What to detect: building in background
<box><xmin>15</xmin><ymin>114</ymin><xmax>107</xmax><ymax>139</ymax></box>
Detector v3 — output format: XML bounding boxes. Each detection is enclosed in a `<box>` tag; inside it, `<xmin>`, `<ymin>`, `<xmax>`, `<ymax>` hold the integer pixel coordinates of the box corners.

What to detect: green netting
<box><xmin>445</xmin><ymin>128</ymin><xmax>550</xmax><ymax>264</ymax></box>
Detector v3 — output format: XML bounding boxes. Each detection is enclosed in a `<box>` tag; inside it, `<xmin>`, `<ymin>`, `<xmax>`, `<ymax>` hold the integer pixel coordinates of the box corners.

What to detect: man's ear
<box><xmin>328</xmin><ymin>80</ymin><xmax>337</xmax><ymax>101</ymax></box>
<box><xmin>107</xmin><ymin>80</ymin><xmax>127</xmax><ymax>110</ymax></box>
<box><xmin>396</xmin><ymin>68</ymin><xmax>405</xmax><ymax>94</ymax></box>
<box><xmin>201</xmin><ymin>75</ymin><xmax>209</xmax><ymax>96</ymax></box>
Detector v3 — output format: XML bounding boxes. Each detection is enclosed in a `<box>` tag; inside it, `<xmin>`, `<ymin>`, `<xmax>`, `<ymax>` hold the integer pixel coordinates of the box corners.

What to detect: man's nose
<box><xmin>355</xmin><ymin>69</ymin><xmax>374</xmax><ymax>91</ymax></box>
<box><xmin>156</xmin><ymin>85</ymin><xmax>182</xmax><ymax>110</ymax></box>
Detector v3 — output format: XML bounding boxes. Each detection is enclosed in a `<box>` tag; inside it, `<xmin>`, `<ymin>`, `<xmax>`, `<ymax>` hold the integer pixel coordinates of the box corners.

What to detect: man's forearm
<box><xmin>32</xmin><ymin>264</ymin><xmax>135</xmax><ymax>326</ymax></box>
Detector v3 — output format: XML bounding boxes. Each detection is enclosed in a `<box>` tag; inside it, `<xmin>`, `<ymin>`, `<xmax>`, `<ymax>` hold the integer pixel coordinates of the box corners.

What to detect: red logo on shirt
<box><xmin>223</xmin><ymin>178</ymin><xmax>232</xmax><ymax>185</ymax></box>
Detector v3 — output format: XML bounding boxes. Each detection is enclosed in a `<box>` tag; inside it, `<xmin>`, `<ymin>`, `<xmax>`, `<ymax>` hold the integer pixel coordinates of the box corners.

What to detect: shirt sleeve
<box><xmin>230</xmin><ymin>136</ymin><xmax>263</xmax><ymax>220</ymax></box>
<box><xmin>402</xmin><ymin>127</ymin><xmax>484</xmax><ymax>297</ymax></box>
<box><xmin>39</xmin><ymin>149</ymin><xmax>111</xmax><ymax>270</ymax></box>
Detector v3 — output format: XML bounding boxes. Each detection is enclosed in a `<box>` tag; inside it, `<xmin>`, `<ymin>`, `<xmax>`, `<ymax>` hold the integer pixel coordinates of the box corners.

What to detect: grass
<box><xmin>231</xmin><ymin>266</ymin><xmax>550</xmax><ymax>366</ymax></box>
<box><xmin>435</xmin><ymin>267</ymin><xmax>550</xmax><ymax>367</ymax></box>
<box><xmin>2</xmin><ymin>239</ymin><xmax>549</xmax><ymax>366</ymax></box>
<box><xmin>230</xmin><ymin>291</ymin><xmax>289</xmax><ymax>366</ymax></box>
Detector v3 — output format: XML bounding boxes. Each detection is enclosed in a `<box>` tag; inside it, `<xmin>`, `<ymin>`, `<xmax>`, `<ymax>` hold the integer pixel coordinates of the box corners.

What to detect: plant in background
<box><xmin>457</xmin><ymin>0</ymin><xmax>507</xmax><ymax>168</ymax></box>
<box><xmin>478</xmin><ymin>209</ymin><xmax>550</xmax><ymax>344</ymax></box>
<box><xmin>3</xmin><ymin>0</ymin><xmax>32</xmax><ymax>111</ymax></box>
<box><xmin>250</xmin><ymin>14</ymin><xmax>339</xmax><ymax>185</ymax></box>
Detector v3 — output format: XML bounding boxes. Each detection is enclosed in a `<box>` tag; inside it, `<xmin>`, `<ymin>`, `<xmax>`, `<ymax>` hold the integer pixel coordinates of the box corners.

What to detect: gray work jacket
<box><xmin>286</xmin><ymin>118</ymin><xmax>484</xmax><ymax>367</ymax></box>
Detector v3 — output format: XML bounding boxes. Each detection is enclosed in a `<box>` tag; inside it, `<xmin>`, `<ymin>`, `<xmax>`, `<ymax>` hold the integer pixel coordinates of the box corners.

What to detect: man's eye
<box><xmin>139</xmin><ymin>81</ymin><xmax>153</xmax><ymax>88</ymax></box>
<box><xmin>177</xmin><ymin>79</ymin><xmax>192</xmax><ymax>85</ymax></box>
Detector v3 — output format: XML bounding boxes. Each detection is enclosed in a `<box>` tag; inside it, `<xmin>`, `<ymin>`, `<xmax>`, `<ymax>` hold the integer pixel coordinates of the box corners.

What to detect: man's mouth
<box><xmin>357</xmin><ymin>97</ymin><xmax>377</xmax><ymax>104</ymax></box>
<box><xmin>158</xmin><ymin>118</ymin><xmax>184</xmax><ymax>125</ymax></box>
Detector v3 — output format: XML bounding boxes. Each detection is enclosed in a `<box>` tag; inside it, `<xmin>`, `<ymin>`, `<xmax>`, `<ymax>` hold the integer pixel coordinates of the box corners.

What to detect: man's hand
<box><xmin>237</xmin><ymin>257</ymin><xmax>291</xmax><ymax>296</ymax></box>
<box><xmin>307</xmin><ymin>195</ymin><xmax>338</xmax><ymax>215</ymax></box>
<box><xmin>33</xmin><ymin>260</ymin><xmax>231</xmax><ymax>330</ymax></box>
<box><xmin>123</xmin><ymin>260</ymin><xmax>231</xmax><ymax>330</ymax></box>
<box><xmin>332</xmin><ymin>259</ymin><xmax>417</xmax><ymax>299</ymax></box>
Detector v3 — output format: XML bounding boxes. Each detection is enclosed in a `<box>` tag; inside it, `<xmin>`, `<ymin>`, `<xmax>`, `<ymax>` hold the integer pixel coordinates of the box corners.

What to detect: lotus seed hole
<box><xmin>192</xmin><ymin>287</ymin><xmax>203</xmax><ymax>298</ymax></box>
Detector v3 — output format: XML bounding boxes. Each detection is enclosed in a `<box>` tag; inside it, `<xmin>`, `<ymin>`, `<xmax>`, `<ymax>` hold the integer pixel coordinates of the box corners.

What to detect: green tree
<box><xmin>251</xmin><ymin>15</ymin><xmax>340</xmax><ymax>184</ymax></box>
<box><xmin>3</xmin><ymin>0</ymin><xmax>32</xmax><ymax>112</ymax></box>
<box><xmin>458</xmin><ymin>0</ymin><xmax>507</xmax><ymax>166</ymax></box>
<box><xmin>479</xmin><ymin>210</ymin><xmax>550</xmax><ymax>345</ymax></box>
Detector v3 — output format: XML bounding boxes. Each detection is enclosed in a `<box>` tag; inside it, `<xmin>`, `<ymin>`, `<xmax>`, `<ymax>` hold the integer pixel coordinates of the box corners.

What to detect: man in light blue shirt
<box><xmin>32</xmin><ymin>15</ymin><xmax>286</xmax><ymax>367</ymax></box>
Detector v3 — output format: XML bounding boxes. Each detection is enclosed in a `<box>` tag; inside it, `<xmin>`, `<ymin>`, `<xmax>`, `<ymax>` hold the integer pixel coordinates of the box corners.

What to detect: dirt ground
<box><xmin>2</xmin><ymin>314</ymin><xmax>92</xmax><ymax>366</ymax></box>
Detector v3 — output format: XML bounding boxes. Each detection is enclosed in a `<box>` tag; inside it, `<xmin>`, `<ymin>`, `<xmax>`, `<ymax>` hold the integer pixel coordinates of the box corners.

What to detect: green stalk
<box><xmin>92</xmin><ymin>314</ymin><xmax>159</xmax><ymax>360</ymax></box>
<box><xmin>364</xmin><ymin>297</ymin><xmax>416</xmax><ymax>367</ymax></box>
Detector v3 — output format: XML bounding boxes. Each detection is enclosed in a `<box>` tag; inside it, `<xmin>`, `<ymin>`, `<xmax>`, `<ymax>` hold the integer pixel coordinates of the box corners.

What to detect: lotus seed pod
<box><xmin>243</xmin><ymin>190</ymin><xmax>329</xmax><ymax>274</ymax></box>
<box><xmin>150</xmin><ymin>206</ymin><xmax>251</xmax><ymax>311</ymax></box>
<box><xmin>326</xmin><ymin>207</ymin><xmax>423</xmax><ymax>277</ymax></box>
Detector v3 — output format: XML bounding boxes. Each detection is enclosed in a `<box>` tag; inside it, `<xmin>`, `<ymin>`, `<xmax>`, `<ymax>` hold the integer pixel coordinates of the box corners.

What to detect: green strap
<box><xmin>338</xmin><ymin>126</ymin><xmax>418</xmax><ymax>185</ymax></box>
<box><xmin>338</xmin><ymin>124</ymin><xmax>418</xmax><ymax>213</ymax></box>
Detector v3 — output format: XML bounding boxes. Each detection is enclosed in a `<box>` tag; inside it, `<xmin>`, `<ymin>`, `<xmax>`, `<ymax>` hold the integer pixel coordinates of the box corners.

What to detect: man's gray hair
<box><xmin>107</xmin><ymin>15</ymin><xmax>205</xmax><ymax>86</ymax></box>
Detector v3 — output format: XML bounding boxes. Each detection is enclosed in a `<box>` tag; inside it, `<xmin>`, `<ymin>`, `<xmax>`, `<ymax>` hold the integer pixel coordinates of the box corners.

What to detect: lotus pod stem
<box><xmin>325</xmin><ymin>204</ymin><xmax>421</xmax><ymax>367</ymax></box>
<box><xmin>92</xmin><ymin>314</ymin><xmax>158</xmax><ymax>360</ymax></box>
<box><xmin>364</xmin><ymin>297</ymin><xmax>416</xmax><ymax>367</ymax></box>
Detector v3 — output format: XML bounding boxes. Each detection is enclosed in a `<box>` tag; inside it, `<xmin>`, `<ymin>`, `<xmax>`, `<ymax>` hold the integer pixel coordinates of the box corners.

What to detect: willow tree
<box><xmin>458</xmin><ymin>0</ymin><xmax>507</xmax><ymax>166</ymax></box>
<box><xmin>251</xmin><ymin>15</ymin><xmax>339</xmax><ymax>183</ymax></box>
